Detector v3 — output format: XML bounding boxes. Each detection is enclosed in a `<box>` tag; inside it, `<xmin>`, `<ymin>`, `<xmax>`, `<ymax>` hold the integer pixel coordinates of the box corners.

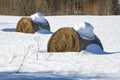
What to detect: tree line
<box><xmin>0</xmin><ymin>0</ymin><xmax>119</xmax><ymax>16</ymax></box>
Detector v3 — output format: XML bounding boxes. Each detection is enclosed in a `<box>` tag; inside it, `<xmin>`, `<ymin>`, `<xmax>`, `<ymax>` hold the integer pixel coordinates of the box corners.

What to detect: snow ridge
<box><xmin>73</xmin><ymin>21</ymin><xmax>95</xmax><ymax>40</ymax></box>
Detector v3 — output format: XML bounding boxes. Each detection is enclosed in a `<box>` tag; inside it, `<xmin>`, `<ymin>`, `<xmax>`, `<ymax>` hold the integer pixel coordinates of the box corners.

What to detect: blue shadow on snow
<box><xmin>2</xmin><ymin>28</ymin><xmax>53</xmax><ymax>34</ymax></box>
<box><xmin>0</xmin><ymin>71</ymin><xmax>72</xmax><ymax>80</ymax></box>
<box><xmin>2</xmin><ymin>28</ymin><xmax>16</xmax><ymax>32</ymax></box>
<box><xmin>0</xmin><ymin>71</ymin><xmax>118</xmax><ymax>80</ymax></box>
<box><xmin>84</xmin><ymin>44</ymin><xmax>120</xmax><ymax>55</ymax></box>
<box><xmin>36</xmin><ymin>29</ymin><xmax>53</xmax><ymax>34</ymax></box>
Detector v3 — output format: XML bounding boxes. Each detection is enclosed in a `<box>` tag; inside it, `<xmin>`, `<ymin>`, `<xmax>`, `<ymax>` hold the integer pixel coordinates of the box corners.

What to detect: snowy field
<box><xmin>0</xmin><ymin>15</ymin><xmax>120</xmax><ymax>80</ymax></box>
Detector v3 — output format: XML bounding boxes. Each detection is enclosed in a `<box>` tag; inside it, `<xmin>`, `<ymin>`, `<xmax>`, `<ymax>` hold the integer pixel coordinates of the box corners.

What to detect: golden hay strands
<box><xmin>47</xmin><ymin>27</ymin><xmax>81</xmax><ymax>52</ymax></box>
<box><xmin>16</xmin><ymin>17</ymin><xmax>35</xmax><ymax>33</ymax></box>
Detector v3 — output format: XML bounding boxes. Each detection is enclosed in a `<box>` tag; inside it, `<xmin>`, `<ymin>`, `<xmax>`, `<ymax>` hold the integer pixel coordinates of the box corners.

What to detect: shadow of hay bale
<box><xmin>85</xmin><ymin>44</ymin><xmax>120</xmax><ymax>55</ymax></box>
<box><xmin>2</xmin><ymin>28</ymin><xmax>15</xmax><ymax>32</ymax></box>
<box><xmin>16</xmin><ymin>17</ymin><xmax>50</xmax><ymax>33</ymax></box>
<box><xmin>85</xmin><ymin>44</ymin><xmax>106</xmax><ymax>54</ymax></box>
<box><xmin>36</xmin><ymin>29</ymin><xmax>53</xmax><ymax>34</ymax></box>
<box><xmin>47</xmin><ymin>27</ymin><xmax>103</xmax><ymax>52</ymax></box>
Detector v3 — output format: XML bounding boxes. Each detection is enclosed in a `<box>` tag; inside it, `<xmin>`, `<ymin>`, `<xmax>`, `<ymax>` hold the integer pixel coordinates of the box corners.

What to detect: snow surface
<box><xmin>0</xmin><ymin>15</ymin><xmax>120</xmax><ymax>80</ymax></box>
<box><xmin>73</xmin><ymin>21</ymin><xmax>95</xmax><ymax>40</ymax></box>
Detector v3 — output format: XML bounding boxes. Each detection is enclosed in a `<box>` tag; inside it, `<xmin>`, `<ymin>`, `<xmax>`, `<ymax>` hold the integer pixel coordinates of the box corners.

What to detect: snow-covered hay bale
<box><xmin>16</xmin><ymin>13</ymin><xmax>50</xmax><ymax>33</ymax></box>
<box><xmin>48</xmin><ymin>22</ymin><xmax>103</xmax><ymax>52</ymax></box>
<box><xmin>48</xmin><ymin>27</ymin><xmax>81</xmax><ymax>52</ymax></box>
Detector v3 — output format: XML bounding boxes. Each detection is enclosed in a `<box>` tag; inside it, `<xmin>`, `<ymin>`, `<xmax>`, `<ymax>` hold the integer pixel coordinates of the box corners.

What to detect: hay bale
<box><xmin>47</xmin><ymin>27</ymin><xmax>103</xmax><ymax>52</ymax></box>
<box><xmin>16</xmin><ymin>17</ymin><xmax>50</xmax><ymax>33</ymax></box>
<box><xmin>48</xmin><ymin>27</ymin><xmax>81</xmax><ymax>52</ymax></box>
<box><xmin>16</xmin><ymin>17</ymin><xmax>35</xmax><ymax>33</ymax></box>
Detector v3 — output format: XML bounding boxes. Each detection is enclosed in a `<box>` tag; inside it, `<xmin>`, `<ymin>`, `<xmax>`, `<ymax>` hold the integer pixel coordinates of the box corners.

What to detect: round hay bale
<box><xmin>16</xmin><ymin>17</ymin><xmax>50</xmax><ymax>33</ymax></box>
<box><xmin>16</xmin><ymin>17</ymin><xmax>35</xmax><ymax>33</ymax></box>
<box><xmin>48</xmin><ymin>27</ymin><xmax>81</xmax><ymax>52</ymax></box>
<box><xmin>47</xmin><ymin>27</ymin><xmax>103</xmax><ymax>52</ymax></box>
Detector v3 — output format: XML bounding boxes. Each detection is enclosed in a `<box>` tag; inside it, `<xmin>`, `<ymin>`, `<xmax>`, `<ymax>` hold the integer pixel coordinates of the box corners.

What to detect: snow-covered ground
<box><xmin>0</xmin><ymin>15</ymin><xmax>120</xmax><ymax>80</ymax></box>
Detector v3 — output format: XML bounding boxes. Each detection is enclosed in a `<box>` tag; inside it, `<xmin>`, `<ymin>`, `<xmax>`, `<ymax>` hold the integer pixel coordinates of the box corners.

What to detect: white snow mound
<box><xmin>73</xmin><ymin>21</ymin><xmax>95</xmax><ymax>40</ymax></box>
<box><xmin>30</xmin><ymin>13</ymin><xmax>48</xmax><ymax>25</ymax></box>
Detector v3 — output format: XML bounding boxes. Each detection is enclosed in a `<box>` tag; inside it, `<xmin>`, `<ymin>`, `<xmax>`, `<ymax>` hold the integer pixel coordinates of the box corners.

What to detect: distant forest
<box><xmin>0</xmin><ymin>0</ymin><xmax>119</xmax><ymax>16</ymax></box>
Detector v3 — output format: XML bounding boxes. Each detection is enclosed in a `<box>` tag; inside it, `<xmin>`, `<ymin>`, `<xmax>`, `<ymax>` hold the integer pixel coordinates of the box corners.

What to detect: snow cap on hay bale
<box><xmin>30</xmin><ymin>13</ymin><xmax>50</xmax><ymax>30</ymax></box>
<box><xmin>48</xmin><ymin>27</ymin><xmax>81</xmax><ymax>52</ymax></box>
<box><xmin>73</xmin><ymin>21</ymin><xmax>103</xmax><ymax>50</ymax></box>
<box><xmin>16</xmin><ymin>13</ymin><xmax>50</xmax><ymax>33</ymax></box>
<box><xmin>73</xmin><ymin>21</ymin><xmax>94</xmax><ymax>40</ymax></box>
